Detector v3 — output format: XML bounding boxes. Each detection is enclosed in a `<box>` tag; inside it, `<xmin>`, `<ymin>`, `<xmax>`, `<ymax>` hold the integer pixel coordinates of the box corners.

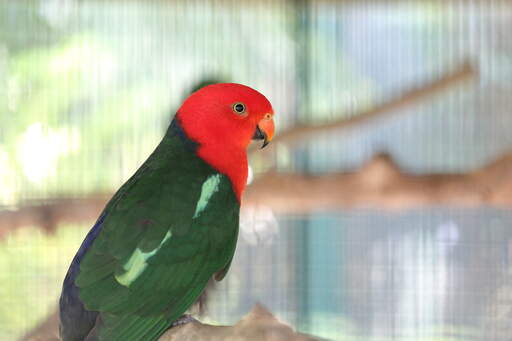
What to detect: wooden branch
<box><xmin>243</xmin><ymin>152</ymin><xmax>512</xmax><ymax>213</ymax></box>
<box><xmin>20</xmin><ymin>305</ymin><xmax>320</xmax><ymax>341</ymax></box>
<box><xmin>0</xmin><ymin>195</ymin><xmax>109</xmax><ymax>239</ymax></box>
<box><xmin>160</xmin><ymin>305</ymin><xmax>320</xmax><ymax>341</ymax></box>
<box><xmin>2</xmin><ymin>150</ymin><xmax>511</xmax><ymax>241</ymax></box>
<box><xmin>0</xmin><ymin>62</ymin><xmax>478</xmax><ymax>239</ymax></box>
<box><xmin>249</xmin><ymin>61</ymin><xmax>476</xmax><ymax>155</ymax></box>
<box><xmin>20</xmin><ymin>311</ymin><xmax>59</xmax><ymax>341</ymax></box>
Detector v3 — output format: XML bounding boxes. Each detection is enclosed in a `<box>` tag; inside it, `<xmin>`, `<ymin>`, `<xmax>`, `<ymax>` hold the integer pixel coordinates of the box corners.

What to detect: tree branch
<box><xmin>243</xmin><ymin>152</ymin><xmax>512</xmax><ymax>212</ymax></box>
<box><xmin>20</xmin><ymin>305</ymin><xmax>321</xmax><ymax>341</ymax></box>
<box><xmin>0</xmin><ymin>61</ymin><xmax>481</xmax><ymax>238</ymax></box>
<box><xmin>3</xmin><ymin>150</ymin><xmax>512</xmax><ymax>241</ymax></box>
<box><xmin>0</xmin><ymin>196</ymin><xmax>108</xmax><ymax>239</ymax></box>
<box><xmin>160</xmin><ymin>304</ymin><xmax>320</xmax><ymax>341</ymax></box>
<box><xmin>249</xmin><ymin>61</ymin><xmax>476</xmax><ymax>155</ymax></box>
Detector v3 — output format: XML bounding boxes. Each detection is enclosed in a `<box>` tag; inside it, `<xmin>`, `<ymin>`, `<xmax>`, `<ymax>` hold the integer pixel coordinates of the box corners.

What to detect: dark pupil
<box><xmin>234</xmin><ymin>104</ymin><xmax>244</xmax><ymax>113</ymax></box>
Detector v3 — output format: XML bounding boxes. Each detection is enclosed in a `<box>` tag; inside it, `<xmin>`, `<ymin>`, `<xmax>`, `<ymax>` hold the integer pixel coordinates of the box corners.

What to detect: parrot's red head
<box><xmin>176</xmin><ymin>83</ymin><xmax>275</xmax><ymax>200</ymax></box>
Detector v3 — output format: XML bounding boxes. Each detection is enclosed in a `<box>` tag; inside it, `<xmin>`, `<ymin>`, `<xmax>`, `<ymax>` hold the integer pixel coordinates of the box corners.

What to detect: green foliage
<box><xmin>0</xmin><ymin>33</ymin><xmax>169</xmax><ymax>203</ymax></box>
<box><xmin>0</xmin><ymin>224</ymin><xmax>89</xmax><ymax>340</ymax></box>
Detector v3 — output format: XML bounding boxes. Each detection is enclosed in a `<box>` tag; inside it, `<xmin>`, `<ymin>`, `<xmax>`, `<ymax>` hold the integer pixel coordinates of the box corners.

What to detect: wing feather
<box><xmin>74</xmin><ymin>143</ymin><xmax>239</xmax><ymax>340</ymax></box>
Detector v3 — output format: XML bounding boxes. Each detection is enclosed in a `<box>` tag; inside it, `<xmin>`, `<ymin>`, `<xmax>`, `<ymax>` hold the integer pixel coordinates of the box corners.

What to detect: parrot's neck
<box><xmin>197</xmin><ymin>145</ymin><xmax>247</xmax><ymax>202</ymax></box>
<box><xmin>168</xmin><ymin>119</ymin><xmax>247</xmax><ymax>201</ymax></box>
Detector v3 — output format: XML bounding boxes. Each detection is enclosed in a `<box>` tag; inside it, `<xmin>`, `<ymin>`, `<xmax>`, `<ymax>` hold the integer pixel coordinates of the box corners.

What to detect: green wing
<box><xmin>75</xmin><ymin>133</ymin><xmax>240</xmax><ymax>341</ymax></box>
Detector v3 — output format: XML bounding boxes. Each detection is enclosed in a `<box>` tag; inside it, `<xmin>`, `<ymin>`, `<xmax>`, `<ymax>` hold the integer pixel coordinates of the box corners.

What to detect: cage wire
<box><xmin>1</xmin><ymin>0</ymin><xmax>512</xmax><ymax>340</ymax></box>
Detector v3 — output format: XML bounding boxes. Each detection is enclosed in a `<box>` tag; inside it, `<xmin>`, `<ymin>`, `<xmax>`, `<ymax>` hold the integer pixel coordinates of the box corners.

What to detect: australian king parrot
<box><xmin>59</xmin><ymin>83</ymin><xmax>275</xmax><ymax>341</ymax></box>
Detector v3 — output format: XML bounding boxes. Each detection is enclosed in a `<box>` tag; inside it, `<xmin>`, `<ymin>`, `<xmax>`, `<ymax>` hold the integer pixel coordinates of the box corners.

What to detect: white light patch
<box><xmin>17</xmin><ymin>122</ymin><xmax>80</xmax><ymax>184</ymax></box>
<box><xmin>193</xmin><ymin>174</ymin><xmax>221</xmax><ymax>218</ymax></box>
<box><xmin>247</xmin><ymin>165</ymin><xmax>254</xmax><ymax>185</ymax></box>
<box><xmin>239</xmin><ymin>205</ymin><xmax>279</xmax><ymax>245</ymax></box>
<box><xmin>115</xmin><ymin>230</ymin><xmax>172</xmax><ymax>287</ymax></box>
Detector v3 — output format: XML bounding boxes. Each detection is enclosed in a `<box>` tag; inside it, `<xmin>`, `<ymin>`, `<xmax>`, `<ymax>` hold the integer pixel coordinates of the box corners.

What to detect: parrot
<box><xmin>59</xmin><ymin>83</ymin><xmax>275</xmax><ymax>341</ymax></box>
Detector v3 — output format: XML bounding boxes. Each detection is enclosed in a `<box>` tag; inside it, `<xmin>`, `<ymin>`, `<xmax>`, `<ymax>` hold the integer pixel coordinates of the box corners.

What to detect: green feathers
<box><xmin>194</xmin><ymin>174</ymin><xmax>222</xmax><ymax>218</ymax></box>
<box><xmin>115</xmin><ymin>230</ymin><xmax>172</xmax><ymax>287</ymax></box>
<box><xmin>73</xmin><ymin>121</ymin><xmax>240</xmax><ymax>341</ymax></box>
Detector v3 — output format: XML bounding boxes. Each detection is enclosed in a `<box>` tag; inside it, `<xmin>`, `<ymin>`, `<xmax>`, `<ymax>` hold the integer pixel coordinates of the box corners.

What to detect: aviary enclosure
<box><xmin>1</xmin><ymin>0</ymin><xmax>512</xmax><ymax>340</ymax></box>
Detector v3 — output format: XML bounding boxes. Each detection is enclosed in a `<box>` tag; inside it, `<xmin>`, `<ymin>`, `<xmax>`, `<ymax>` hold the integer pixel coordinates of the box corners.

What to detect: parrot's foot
<box><xmin>171</xmin><ymin>314</ymin><xmax>196</xmax><ymax>327</ymax></box>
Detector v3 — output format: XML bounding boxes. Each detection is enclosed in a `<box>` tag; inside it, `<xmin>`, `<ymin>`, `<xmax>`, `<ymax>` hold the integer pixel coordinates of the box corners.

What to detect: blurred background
<box><xmin>1</xmin><ymin>0</ymin><xmax>512</xmax><ymax>340</ymax></box>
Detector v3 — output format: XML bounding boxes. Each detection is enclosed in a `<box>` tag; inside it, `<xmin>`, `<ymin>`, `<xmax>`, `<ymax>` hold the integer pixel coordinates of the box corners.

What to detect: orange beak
<box><xmin>253</xmin><ymin>114</ymin><xmax>275</xmax><ymax>148</ymax></box>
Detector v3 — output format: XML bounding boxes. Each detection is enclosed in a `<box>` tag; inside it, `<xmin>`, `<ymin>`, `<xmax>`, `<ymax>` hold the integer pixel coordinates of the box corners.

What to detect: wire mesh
<box><xmin>1</xmin><ymin>0</ymin><xmax>511</xmax><ymax>340</ymax></box>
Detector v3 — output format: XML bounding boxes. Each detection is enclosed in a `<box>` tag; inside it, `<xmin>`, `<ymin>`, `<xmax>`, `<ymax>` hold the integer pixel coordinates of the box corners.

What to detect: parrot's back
<box><xmin>59</xmin><ymin>119</ymin><xmax>240</xmax><ymax>341</ymax></box>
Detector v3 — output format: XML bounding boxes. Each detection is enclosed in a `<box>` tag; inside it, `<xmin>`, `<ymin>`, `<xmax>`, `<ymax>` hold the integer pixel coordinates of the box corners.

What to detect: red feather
<box><xmin>176</xmin><ymin>83</ymin><xmax>274</xmax><ymax>201</ymax></box>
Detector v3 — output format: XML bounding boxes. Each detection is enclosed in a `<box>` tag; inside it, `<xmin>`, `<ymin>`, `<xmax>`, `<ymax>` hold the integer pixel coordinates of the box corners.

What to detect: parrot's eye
<box><xmin>232</xmin><ymin>102</ymin><xmax>246</xmax><ymax>115</ymax></box>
